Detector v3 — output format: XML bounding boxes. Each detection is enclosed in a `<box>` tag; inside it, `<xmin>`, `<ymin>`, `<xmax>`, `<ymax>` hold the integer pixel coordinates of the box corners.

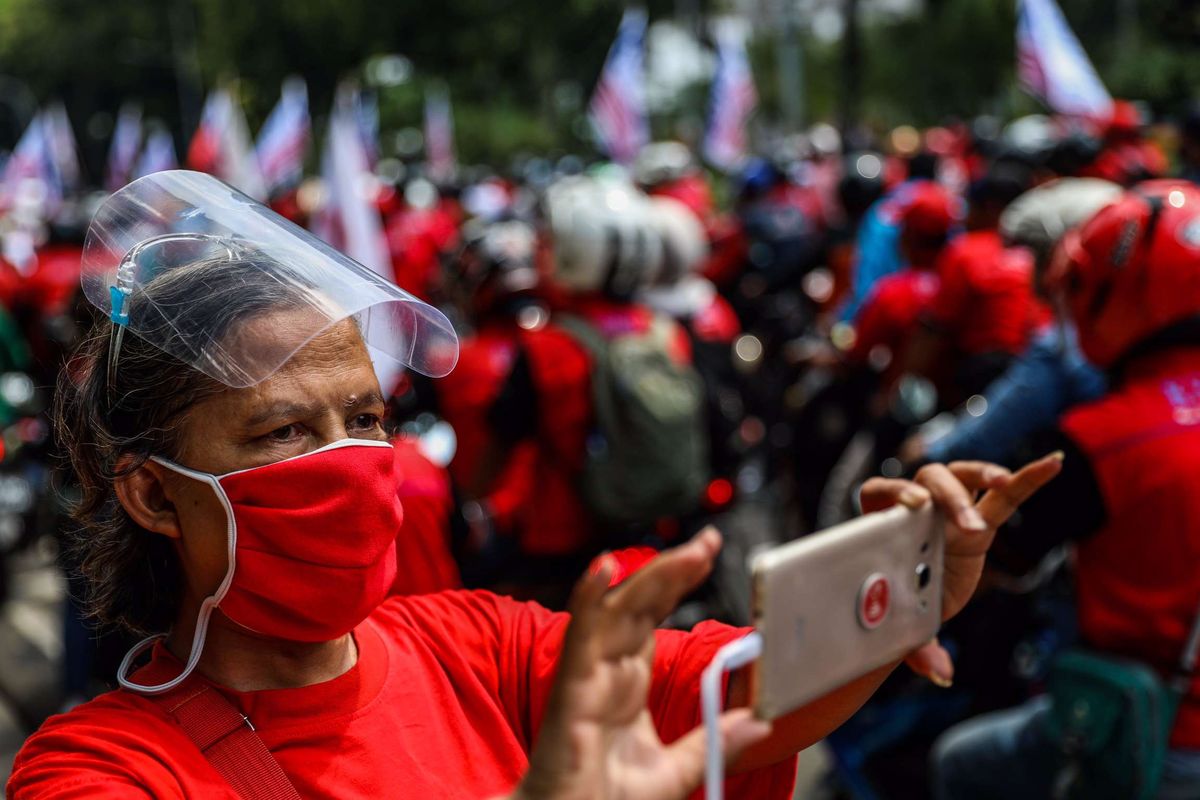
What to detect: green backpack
<box><xmin>1045</xmin><ymin>607</ymin><xmax>1200</xmax><ymax>800</ymax></box>
<box><xmin>556</xmin><ymin>313</ymin><xmax>708</xmax><ymax>528</ymax></box>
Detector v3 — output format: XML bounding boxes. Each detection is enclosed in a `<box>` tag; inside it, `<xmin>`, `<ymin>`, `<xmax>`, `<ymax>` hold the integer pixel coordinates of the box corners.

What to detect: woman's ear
<box><xmin>113</xmin><ymin>457</ymin><xmax>182</xmax><ymax>540</ymax></box>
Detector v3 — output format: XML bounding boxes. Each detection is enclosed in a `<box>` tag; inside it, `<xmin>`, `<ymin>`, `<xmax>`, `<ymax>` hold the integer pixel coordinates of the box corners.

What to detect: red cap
<box><xmin>900</xmin><ymin>182</ymin><xmax>958</xmax><ymax>240</ymax></box>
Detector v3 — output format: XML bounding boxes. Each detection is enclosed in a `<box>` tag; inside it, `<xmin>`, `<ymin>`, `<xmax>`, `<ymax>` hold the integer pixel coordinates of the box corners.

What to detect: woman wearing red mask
<box><xmin>7</xmin><ymin>172</ymin><xmax>1059</xmax><ymax>800</ymax></box>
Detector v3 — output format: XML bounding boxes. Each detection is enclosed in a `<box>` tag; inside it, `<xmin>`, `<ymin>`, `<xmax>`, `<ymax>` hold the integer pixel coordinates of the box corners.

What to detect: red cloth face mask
<box><xmin>118</xmin><ymin>439</ymin><xmax>402</xmax><ymax>694</ymax></box>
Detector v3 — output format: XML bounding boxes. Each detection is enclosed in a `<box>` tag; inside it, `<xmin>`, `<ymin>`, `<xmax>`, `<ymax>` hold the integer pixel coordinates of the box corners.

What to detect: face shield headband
<box><xmin>83</xmin><ymin>170</ymin><xmax>459</xmax><ymax>396</ymax></box>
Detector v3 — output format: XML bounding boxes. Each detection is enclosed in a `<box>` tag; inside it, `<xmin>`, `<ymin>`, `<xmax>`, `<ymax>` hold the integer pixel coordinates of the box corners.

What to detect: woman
<box><xmin>7</xmin><ymin>172</ymin><xmax>1059</xmax><ymax>800</ymax></box>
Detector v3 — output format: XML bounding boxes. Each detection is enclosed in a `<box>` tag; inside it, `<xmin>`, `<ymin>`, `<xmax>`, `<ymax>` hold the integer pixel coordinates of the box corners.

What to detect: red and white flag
<box><xmin>311</xmin><ymin>85</ymin><xmax>391</xmax><ymax>282</ymax></box>
<box><xmin>134</xmin><ymin>126</ymin><xmax>179</xmax><ymax>179</ymax></box>
<box><xmin>43</xmin><ymin>102</ymin><xmax>81</xmax><ymax>197</ymax></box>
<box><xmin>255</xmin><ymin>77</ymin><xmax>310</xmax><ymax>197</ymax></box>
<box><xmin>2</xmin><ymin>107</ymin><xmax>77</xmax><ymax>214</ymax></box>
<box><xmin>312</xmin><ymin>85</ymin><xmax>399</xmax><ymax>390</ymax></box>
<box><xmin>187</xmin><ymin>88</ymin><xmax>267</xmax><ymax>199</ymax></box>
<box><xmin>588</xmin><ymin>8</ymin><xmax>650</xmax><ymax>165</ymax></box>
<box><xmin>1016</xmin><ymin>0</ymin><xmax>1112</xmax><ymax>118</ymax></box>
<box><xmin>703</xmin><ymin>24</ymin><xmax>758</xmax><ymax>172</ymax></box>
<box><xmin>106</xmin><ymin>103</ymin><xmax>143</xmax><ymax>192</ymax></box>
<box><xmin>424</xmin><ymin>87</ymin><xmax>457</xmax><ymax>184</ymax></box>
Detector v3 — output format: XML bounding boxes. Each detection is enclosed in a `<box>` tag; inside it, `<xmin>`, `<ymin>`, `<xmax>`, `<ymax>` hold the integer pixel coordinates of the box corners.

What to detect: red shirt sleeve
<box><xmin>390</xmin><ymin>439</ymin><xmax>462</xmax><ymax>596</ymax></box>
<box><xmin>7</xmin><ymin>696</ymin><xmax>232</xmax><ymax>799</ymax></box>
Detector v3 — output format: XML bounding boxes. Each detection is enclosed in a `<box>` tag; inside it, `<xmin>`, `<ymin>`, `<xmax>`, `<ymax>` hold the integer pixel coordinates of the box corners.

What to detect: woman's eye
<box><xmin>266</xmin><ymin>424</ymin><xmax>302</xmax><ymax>442</ymax></box>
<box><xmin>350</xmin><ymin>414</ymin><xmax>382</xmax><ymax>431</ymax></box>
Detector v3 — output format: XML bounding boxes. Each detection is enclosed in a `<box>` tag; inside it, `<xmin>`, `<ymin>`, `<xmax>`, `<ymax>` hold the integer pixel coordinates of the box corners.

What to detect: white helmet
<box><xmin>999</xmin><ymin>177</ymin><xmax>1122</xmax><ymax>263</ymax></box>
<box><xmin>545</xmin><ymin>176</ymin><xmax>663</xmax><ymax>297</ymax></box>
<box><xmin>633</xmin><ymin>142</ymin><xmax>695</xmax><ymax>189</ymax></box>
<box><xmin>644</xmin><ymin>196</ymin><xmax>708</xmax><ymax>287</ymax></box>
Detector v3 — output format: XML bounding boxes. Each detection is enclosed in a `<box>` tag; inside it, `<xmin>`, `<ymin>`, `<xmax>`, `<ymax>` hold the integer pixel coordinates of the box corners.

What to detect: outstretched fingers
<box><xmin>975</xmin><ymin>452</ymin><xmax>1063</xmax><ymax>529</ymax></box>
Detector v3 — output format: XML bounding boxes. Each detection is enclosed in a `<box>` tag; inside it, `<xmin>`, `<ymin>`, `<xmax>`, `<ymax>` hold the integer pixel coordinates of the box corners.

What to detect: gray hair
<box><xmin>56</xmin><ymin>253</ymin><xmax>311</xmax><ymax>635</ymax></box>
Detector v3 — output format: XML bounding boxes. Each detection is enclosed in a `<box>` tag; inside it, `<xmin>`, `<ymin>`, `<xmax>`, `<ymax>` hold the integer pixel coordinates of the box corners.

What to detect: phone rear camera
<box><xmin>916</xmin><ymin>563</ymin><xmax>932</xmax><ymax>589</ymax></box>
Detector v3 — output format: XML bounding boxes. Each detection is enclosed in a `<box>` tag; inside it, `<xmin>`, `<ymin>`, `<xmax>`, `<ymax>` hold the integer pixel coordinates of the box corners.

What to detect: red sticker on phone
<box><xmin>858</xmin><ymin>573</ymin><xmax>890</xmax><ymax>629</ymax></box>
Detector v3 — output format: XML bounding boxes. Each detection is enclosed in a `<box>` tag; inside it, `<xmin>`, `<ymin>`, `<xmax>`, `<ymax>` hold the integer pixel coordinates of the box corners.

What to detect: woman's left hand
<box><xmin>514</xmin><ymin>528</ymin><xmax>771</xmax><ymax>800</ymax></box>
<box><xmin>859</xmin><ymin>453</ymin><xmax>1063</xmax><ymax>684</ymax></box>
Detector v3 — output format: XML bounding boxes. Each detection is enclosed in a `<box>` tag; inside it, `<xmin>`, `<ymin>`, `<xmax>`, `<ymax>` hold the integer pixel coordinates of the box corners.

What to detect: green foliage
<box><xmin>0</xmin><ymin>0</ymin><xmax>1197</xmax><ymax>172</ymax></box>
<box><xmin>0</xmin><ymin>0</ymin><xmax>667</xmax><ymax>173</ymax></box>
<box><xmin>773</xmin><ymin>0</ymin><xmax>1200</xmax><ymax>132</ymax></box>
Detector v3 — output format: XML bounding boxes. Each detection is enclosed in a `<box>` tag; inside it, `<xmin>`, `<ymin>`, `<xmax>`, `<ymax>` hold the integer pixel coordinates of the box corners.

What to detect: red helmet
<box><xmin>900</xmin><ymin>182</ymin><xmax>958</xmax><ymax>240</ymax></box>
<box><xmin>1106</xmin><ymin>100</ymin><xmax>1143</xmax><ymax>137</ymax></box>
<box><xmin>1050</xmin><ymin>180</ymin><xmax>1200</xmax><ymax>367</ymax></box>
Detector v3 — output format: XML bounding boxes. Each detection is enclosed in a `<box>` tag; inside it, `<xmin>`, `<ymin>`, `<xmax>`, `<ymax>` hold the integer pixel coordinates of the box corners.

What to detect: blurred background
<box><xmin>0</xmin><ymin>0</ymin><xmax>1198</xmax><ymax>797</ymax></box>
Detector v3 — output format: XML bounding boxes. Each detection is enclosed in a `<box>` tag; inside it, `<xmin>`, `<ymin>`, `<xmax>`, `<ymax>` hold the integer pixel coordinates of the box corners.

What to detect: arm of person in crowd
<box><xmin>725</xmin><ymin>455</ymin><xmax>1063</xmax><ymax>771</ymax></box>
<box><xmin>919</xmin><ymin>334</ymin><xmax>1069</xmax><ymax>465</ymax></box>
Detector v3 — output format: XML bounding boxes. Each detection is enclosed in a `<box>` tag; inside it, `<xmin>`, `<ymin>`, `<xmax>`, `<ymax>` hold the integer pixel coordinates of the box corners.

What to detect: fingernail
<box><xmin>588</xmin><ymin>554</ymin><xmax>613</xmax><ymax>577</ymax></box>
<box><xmin>983</xmin><ymin>465</ymin><xmax>1010</xmax><ymax>483</ymax></box>
<box><xmin>929</xmin><ymin>673</ymin><xmax>953</xmax><ymax>689</ymax></box>
<box><xmin>743</xmin><ymin>719</ymin><xmax>773</xmax><ymax>739</ymax></box>
<box><xmin>899</xmin><ymin>487</ymin><xmax>931</xmax><ymax>507</ymax></box>
<box><xmin>1048</xmin><ymin>450</ymin><xmax>1065</xmax><ymax>462</ymax></box>
<box><xmin>959</xmin><ymin>506</ymin><xmax>987</xmax><ymax>531</ymax></box>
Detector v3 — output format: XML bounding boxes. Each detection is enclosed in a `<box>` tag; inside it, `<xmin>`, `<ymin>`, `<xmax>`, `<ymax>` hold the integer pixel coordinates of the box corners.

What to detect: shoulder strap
<box><xmin>554</xmin><ymin>313</ymin><xmax>608</xmax><ymax>359</ymax></box>
<box><xmin>149</xmin><ymin>682</ymin><xmax>302</xmax><ymax>800</ymax></box>
<box><xmin>1178</xmin><ymin>601</ymin><xmax>1200</xmax><ymax>681</ymax></box>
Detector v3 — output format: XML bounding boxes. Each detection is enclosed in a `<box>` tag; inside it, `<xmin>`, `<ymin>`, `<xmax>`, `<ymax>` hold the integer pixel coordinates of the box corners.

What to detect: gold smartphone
<box><xmin>750</xmin><ymin>504</ymin><xmax>944</xmax><ymax>719</ymax></box>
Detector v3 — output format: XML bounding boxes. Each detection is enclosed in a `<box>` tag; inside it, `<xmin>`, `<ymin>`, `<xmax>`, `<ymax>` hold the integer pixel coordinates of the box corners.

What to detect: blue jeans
<box><xmin>931</xmin><ymin>695</ymin><xmax>1200</xmax><ymax>799</ymax></box>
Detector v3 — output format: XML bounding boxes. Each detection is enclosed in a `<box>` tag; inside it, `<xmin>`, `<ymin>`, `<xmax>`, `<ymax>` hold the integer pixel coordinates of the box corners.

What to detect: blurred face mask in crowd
<box><xmin>118</xmin><ymin>438</ymin><xmax>404</xmax><ymax>694</ymax></box>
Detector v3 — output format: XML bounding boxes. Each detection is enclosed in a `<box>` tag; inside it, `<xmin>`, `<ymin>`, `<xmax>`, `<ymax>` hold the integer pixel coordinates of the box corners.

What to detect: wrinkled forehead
<box><xmin>182</xmin><ymin>316</ymin><xmax>379</xmax><ymax>418</ymax></box>
<box><xmin>213</xmin><ymin>296</ymin><xmax>364</xmax><ymax>380</ymax></box>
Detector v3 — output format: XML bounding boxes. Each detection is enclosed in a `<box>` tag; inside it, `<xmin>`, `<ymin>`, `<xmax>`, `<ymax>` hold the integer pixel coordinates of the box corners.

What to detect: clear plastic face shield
<box><xmin>82</xmin><ymin>170</ymin><xmax>459</xmax><ymax>392</ymax></box>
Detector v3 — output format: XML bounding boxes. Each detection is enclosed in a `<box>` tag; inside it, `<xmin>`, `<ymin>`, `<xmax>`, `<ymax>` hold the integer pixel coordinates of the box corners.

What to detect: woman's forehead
<box><xmin>195</xmin><ymin>321</ymin><xmax>380</xmax><ymax>417</ymax></box>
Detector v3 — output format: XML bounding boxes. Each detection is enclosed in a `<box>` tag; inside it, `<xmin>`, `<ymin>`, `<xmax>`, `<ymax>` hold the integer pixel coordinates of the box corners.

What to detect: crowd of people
<box><xmin>1</xmin><ymin>95</ymin><xmax>1199</xmax><ymax>798</ymax></box>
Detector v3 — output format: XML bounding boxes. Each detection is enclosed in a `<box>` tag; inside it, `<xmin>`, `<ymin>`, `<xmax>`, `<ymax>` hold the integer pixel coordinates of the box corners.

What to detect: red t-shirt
<box><xmin>8</xmin><ymin>592</ymin><xmax>796</xmax><ymax>799</ymax></box>
<box><xmin>926</xmin><ymin>231</ymin><xmax>1044</xmax><ymax>357</ymax></box>
<box><xmin>390</xmin><ymin>438</ymin><xmax>462</xmax><ymax>596</ymax></box>
<box><xmin>437</xmin><ymin>325</ymin><xmax>522</xmax><ymax>494</ymax></box>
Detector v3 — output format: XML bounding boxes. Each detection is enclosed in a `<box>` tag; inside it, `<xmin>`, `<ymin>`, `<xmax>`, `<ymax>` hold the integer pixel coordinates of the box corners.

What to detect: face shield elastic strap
<box><xmin>115</xmin><ymin>462</ymin><xmax>235</xmax><ymax>695</ymax></box>
<box><xmin>106</xmin><ymin>234</ymin><xmax>239</xmax><ymax>403</ymax></box>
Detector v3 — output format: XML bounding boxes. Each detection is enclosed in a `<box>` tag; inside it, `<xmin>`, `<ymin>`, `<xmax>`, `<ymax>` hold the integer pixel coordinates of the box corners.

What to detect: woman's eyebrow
<box><xmin>343</xmin><ymin>391</ymin><xmax>385</xmax><ymax>411</ymax></box>
<box><xmin>243</xmin><ymin>400</ymin><xmax>321</xmax><ymax>428</ymax></box>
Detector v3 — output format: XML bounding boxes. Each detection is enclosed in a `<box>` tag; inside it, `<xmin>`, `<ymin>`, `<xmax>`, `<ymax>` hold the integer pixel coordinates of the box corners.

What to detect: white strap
<box><xmin>117</xmin><ymin>597</ymin><xmax>219</xmax><ymax>695</ymax></box>
<box><xmin>701</xmin><ymin>632</ymin><xmax>763</xmax><ymax>800</ymax></box>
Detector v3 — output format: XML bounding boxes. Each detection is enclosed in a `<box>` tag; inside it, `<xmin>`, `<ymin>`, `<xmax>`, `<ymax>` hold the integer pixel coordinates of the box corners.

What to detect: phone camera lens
<box><xmin>916</xmin><ymin>563</ymin><xmax>932</xmax><ymax>589</ymax></box>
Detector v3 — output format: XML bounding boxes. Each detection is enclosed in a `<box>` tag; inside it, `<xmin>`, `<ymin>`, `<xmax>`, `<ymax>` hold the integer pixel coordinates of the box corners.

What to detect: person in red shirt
<box><xmin>903</xmin><ymin>164</ymin><xmax>1045</xmax><ymax>403</ymax></box>
<box><xmin>10</xmin><ymin>172</ymin><xmax>1060</xmax><ymax>800</ymax></box>
<box><xmin>434</xmin><ymin>218</ymin><xmax>597</xmax><ymax>597</ymax></box>
<box><xmin>1080</xmin><ymin>100</ymin><xmax>1169</xmax><ymax>187</ymax></box>
<box><xmin>933</xmin><ymin>181</ymin><xmax>1200</xmax><ymax>799</ymax></box>
<box><xmin>844</xmin><ymin>181</ymin><xmax>954</xmax><ymax>393</ymax></box>
<box><xmin>384</xmin><ymin>178</ymin><xmax>461</xmax><ymax>301</ymax></box>
<box><xmin>389</xmin><ymin>435</ymin><xmax>462</xmax><ymax>596</ymax></box>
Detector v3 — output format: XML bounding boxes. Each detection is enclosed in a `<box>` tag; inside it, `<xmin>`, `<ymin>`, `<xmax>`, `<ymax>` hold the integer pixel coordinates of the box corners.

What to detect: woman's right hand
<box><xmin>511</xmin><ymin>528</ymin><xmax>771</xmax><ymax>800</ymax></box>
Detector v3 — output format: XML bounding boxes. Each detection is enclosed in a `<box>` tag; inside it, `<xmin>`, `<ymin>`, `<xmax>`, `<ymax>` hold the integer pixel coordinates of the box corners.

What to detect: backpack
<box><xmin>1045</xmin><ymin>594</ymin><xmax>1200</xmax><ymax>800</ymax></box>
<box><xmin>556</xmin><ymin>313</ymin><xmax>708</xmax><ymax>527</ymax></box>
